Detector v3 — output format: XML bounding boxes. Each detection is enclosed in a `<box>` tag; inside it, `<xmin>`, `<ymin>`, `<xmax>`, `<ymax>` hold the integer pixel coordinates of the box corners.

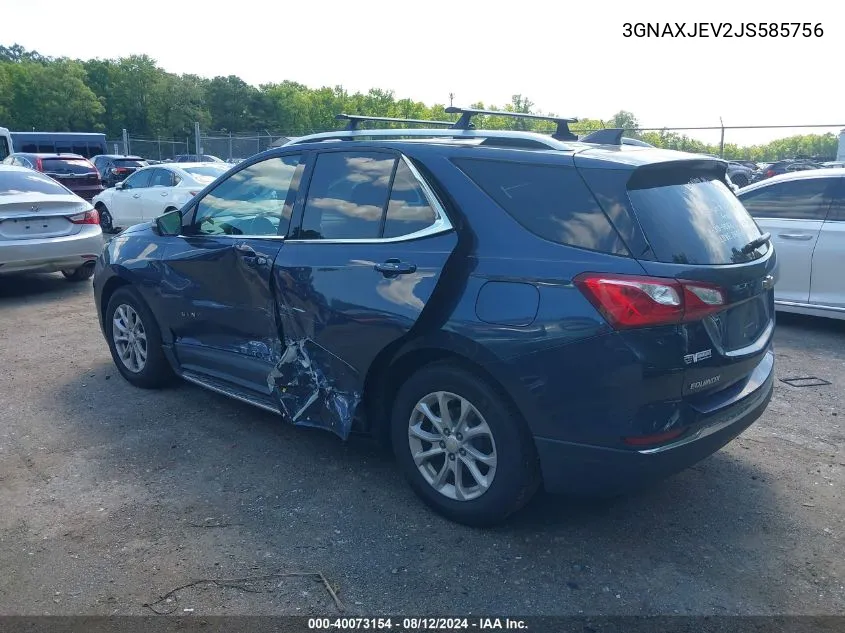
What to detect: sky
<box><xmin>4</xmin><ymin>0</ymin><xmax>843</xmax><ymax>146</ymax></box>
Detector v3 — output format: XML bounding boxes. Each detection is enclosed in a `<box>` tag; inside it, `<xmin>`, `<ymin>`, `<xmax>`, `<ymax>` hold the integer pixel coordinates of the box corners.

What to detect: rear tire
<box><xmin>61</xmin><ymin>264</ymin><xmax>95</xmax><ymax>282</ymax></box>
<box><xmin>96</xmin><ymin>204</ymin><xmax>114</xmax><ymax>233</ymax></box>
<box><xmin>104</xmin><ymin>286</ymin><xmax>176</xmax><ymax>389</ymax></box>
<box><xmin>390</xmin><ymin>362</ymin><xmax>541</xmax><ymax>526</ymax></box>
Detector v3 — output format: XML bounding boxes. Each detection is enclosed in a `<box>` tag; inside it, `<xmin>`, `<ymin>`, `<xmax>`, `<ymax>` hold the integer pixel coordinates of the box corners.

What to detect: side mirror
<box><xmin>155</xmin><ymin>209</ymin><xmax>182</xmax><ymax>236</ymax></box>
<box><xmin>115</xmin><ymin>181</ymin><xmax>125</xmax><ymax>190</ymax></box>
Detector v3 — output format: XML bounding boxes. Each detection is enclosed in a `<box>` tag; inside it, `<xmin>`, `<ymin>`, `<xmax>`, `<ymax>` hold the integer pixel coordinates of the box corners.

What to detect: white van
<box><xmin>0</xmin><ymin>127</ymin><xmax>12</xmax><ymax>161</ymax></box>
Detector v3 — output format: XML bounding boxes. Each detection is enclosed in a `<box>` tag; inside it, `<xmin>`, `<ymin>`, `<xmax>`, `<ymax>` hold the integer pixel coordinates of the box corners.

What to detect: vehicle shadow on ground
<box><xmin>0</xmin><ymin>272</ymin><xmax>92</xmax><ymax>306</ymax></box>
<box><xmin>48</xmin><ymin>361</ymin><xmax>795</xmax><ymax>614</ymax></box>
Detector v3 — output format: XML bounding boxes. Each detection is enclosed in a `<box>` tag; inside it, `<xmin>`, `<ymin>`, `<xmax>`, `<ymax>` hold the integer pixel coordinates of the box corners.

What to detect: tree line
<box><xmin>0</xmin><ymin>44</ymin><xmax>839</xmax><ymax>161</ymax></box>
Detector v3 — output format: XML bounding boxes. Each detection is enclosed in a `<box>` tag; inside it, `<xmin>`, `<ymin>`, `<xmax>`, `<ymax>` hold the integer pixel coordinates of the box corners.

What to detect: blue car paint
<box><xmin>93</xmin><ymin>139</ymin><xmax>776</xmax><ymax>495</ymax></box>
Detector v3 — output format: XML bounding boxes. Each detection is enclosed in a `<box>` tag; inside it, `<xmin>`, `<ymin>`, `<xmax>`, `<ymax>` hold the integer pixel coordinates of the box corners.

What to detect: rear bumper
<box><xmin>0</xmin><ymin>228</ymin><xmax>104</xmax><ymax>275</ymax></box>
<box><xmin>535</xmin><ymin>350</ymin><xmax>774</xmax><ymax>495</ymax></box>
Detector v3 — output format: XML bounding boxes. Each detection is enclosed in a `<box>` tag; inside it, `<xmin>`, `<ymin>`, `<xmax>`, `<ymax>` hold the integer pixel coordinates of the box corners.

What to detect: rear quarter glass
<box><xmin>452</xmin><ymin>157</ymin><xmax>630</xmax><ymax>256</ymax></box>
<box><xmin>627</xmin><ymin>164</ymin><xmax>765</xmax><ymax>265</ymax></box>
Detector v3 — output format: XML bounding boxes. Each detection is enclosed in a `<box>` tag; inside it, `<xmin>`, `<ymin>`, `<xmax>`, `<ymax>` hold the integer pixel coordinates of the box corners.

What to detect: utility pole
<box><xmin>719</xmin><ymin>117</ymin><xmax>725</xmax><ymax>158</ymax></box>
<box><xmin>121</xmin><ymin>128</ymin><xmax>129</xmax><ymax>155</ymax></box>
<box><xmin>194</xmin><ymin>122</ymin><xmax>201</xmax><ymax>157</ymax></box>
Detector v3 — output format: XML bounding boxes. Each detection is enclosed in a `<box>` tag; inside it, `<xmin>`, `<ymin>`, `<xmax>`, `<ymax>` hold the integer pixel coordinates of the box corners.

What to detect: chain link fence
<box><xmin>106</xmin><ymin>137</ymin><xmax>193</xmax><ymax>160</ymax></box>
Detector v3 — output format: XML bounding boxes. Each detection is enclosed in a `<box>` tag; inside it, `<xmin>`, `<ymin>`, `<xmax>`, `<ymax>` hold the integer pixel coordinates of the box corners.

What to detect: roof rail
<box><xmin>336</xmin><ymin>113</ymin><xmax>456</xmax><ymax>131</ymax></box>
<box><xmin>445</xmin><ymin>106</ymin><xmax>579</xmax><ymax>141</ymax></box>
<box><xmin>283</xmin><ymin>127</ymin><xmax>573</xmax><ymax>149</ymax></box>
<box><xmin>579</xmin><ymin>128</ymin><xmax>624</xmax><ymax>145</ymax></box>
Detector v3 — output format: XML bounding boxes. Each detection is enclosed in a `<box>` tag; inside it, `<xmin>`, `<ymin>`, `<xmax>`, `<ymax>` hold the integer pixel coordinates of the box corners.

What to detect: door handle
<box><xmin>778</xmin><ymin>233</ymin><xmax>814</xmax><ymax>241</ymax></box>
<box><xmin>374</xmin><ymin>258</ymin><xmax>417</xmax><ymax>277</ymax></box>
<box><xmin>233</xmin><ymin>243</ymin><xmax>267</xmax><ymax>266</ymax></box>
<box><xmin>160</xmin><ymin>192</ymin><xmax>168</xmax><ymax>197</ymax></box>
<box><xmin>132</xmin><ymin>193</ymin><xmax>141</xmax><ymax>199</ymax></box>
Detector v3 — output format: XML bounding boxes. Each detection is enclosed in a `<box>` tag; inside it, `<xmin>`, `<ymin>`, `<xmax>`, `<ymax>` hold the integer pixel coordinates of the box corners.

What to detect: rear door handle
<box><xmin>374</xmin><ymin>259</ymin><xmax>417</xmax><ymax>277</ymax></box>
<box><xmin>778</xmin><ymin>233</ymin><xmax>814</xmax><ymax>241</ymax></box>
<box><xmin>132</xmin><ymin>193</ymin><xmax>141</xmax><ymax>199</ymax></box>
<box><xmin>160</xmin><ymin>192</ymin><xmax>168</xmax><ymax>197</ymax></box>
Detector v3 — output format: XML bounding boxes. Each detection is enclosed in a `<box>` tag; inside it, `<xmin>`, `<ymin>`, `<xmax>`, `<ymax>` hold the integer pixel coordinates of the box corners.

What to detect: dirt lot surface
<box><xmin>0</xmin><ymin>273</ymin><xmax>842</xmax><ymax>616</ymax></box>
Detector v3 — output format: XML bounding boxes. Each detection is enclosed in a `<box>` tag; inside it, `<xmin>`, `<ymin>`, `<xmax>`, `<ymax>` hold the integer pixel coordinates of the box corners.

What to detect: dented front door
<box><xmin>267</xmin><ymin>149</ymin><xmax>459</xmax><ymax>439</ymax></box>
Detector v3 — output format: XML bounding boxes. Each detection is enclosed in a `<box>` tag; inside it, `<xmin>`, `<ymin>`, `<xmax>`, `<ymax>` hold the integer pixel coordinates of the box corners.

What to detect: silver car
<box><xmin>0</xmin><ymin>165</ymin><xmax>104</xmax><ymax>280</ymax></box>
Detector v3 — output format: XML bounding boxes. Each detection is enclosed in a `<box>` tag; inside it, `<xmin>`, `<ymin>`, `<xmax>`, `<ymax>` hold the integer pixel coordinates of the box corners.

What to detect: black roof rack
<box><xmin>445</xmin><ymin>106</ymin><xmax>579</xmax><ymax>141</ymax></box>
<box><xmin>579</xmin><ymin>128</ymin><xmax>625</xmax><ymax>145</ymax></box>
<box><xmin>336</xmin><ymin>113</ymin><xmax>456</xmax><ymax>131</ymax></box>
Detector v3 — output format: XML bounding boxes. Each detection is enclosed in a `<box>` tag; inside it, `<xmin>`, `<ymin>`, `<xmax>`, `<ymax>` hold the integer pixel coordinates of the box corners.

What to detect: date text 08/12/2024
<box><xmin>623</xmin><ymin>22</ymin><xmax>824</xmax><ymax>38</ymax></box>
<box><xmin>308</xmin><ymin>618</ymin><xmax>528</xmax><ymax>630</ymax></box>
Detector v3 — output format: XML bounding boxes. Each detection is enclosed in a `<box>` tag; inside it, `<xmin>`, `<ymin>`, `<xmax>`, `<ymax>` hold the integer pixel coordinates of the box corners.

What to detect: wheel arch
<box><xmin>361</xmin><ymin>331</ymin><xmax>533</xmax><ymax>446</ymax></box>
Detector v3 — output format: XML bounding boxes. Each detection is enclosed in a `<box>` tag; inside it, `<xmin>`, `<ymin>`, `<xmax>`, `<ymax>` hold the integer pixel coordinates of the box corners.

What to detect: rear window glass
<box><xmin>113</xmin><ymin>159</ymin><xmax>146</xmax><ymax>168</ymax></box>
<box><xmin>627</xmin><ymin>167</ymin><xmax>765</xmax><ymax>265</ymax></box>
<box><xmin>41</xmin><ymin>158</ymin><xmax>96</xmax><ymax>175</ymax></box>
<box><xmin>453</xmin><ymin>158</ymin><xmax>629</xmax><ymax>255</ymax></box>
<box><xmin>0</xmin><ymin>170</ymin><xmax>70</xmax><ymax>196</ymax></box>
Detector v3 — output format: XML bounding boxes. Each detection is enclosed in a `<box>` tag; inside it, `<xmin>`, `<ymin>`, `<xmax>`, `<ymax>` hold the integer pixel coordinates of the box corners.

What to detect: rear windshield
<box><xmin>453</xmin><ymin>158</ymin><xmax>629</xmax><ymax>255</ymax></box>
<box><xmin>0</xmin><ymin>170</ymin><xmax>70</xmax><ymax>195</ymax></box>
<box><xmin>41</xmin><ymin>158</ymin><xmax>97</xmax><ymax>175</ymax></box>
<box><xmin>627</xmin><ymin>166</ymin><xmax>766</xmax><ymax>265</ymax></box>
<box><xmin>113</xmin><ymin>159</ymin><xmax>146</xmax><ymax>168</ymax></box>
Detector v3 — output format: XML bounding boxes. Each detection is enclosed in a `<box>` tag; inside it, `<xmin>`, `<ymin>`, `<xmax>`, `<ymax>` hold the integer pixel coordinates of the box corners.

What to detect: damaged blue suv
<box><xmin>93</xmin><ymin>109</ymin><xmax>776</xmax><ymax>526</ymax></box>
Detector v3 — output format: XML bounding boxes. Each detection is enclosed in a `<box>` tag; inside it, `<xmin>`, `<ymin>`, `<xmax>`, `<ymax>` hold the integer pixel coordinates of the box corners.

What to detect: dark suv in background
<box><xmin>93</xmin><ymin>109</ymin><xmax>776</xmax><ymax>526</ymax></box>
<box><xmin>2</xmin><ymin>152</ymin><xmax>104</xmax><ymax>201</ymax></box>
<box><xmin>92</xmin><ymin>155</ymin><xmax>148</xmax><ymax>188</ymax></box>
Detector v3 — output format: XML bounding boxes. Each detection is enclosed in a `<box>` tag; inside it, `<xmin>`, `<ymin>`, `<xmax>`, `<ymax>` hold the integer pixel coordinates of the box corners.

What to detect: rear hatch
<box><xmin>41</xmin><ymin>157</ymin><xmax>103</xmax><ymax>201</ymax></box>
<box><xmin>576</xmin><ymin>156</ymin><xmax>776</xmax><ymax>403</ymax></box>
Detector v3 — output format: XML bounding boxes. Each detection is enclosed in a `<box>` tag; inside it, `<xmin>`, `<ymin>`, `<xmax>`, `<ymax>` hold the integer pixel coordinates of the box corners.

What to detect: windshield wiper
<box><xmin>741</xmin><ymin>232</ymin><xmax>771</xmax><ymax>255</ymax></box>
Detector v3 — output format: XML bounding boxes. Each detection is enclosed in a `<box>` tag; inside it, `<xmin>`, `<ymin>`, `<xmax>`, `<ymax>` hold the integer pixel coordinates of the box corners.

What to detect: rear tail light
<box><xmin>67</xmin><ymin>208</ymin><xmax>99</xmax><ymax>225</ymax></box>
<box><xmin>574</xmin><ymin>273</ymin><xmax>725</xmax><ymax>329</ymax></box>
<box><xmin>35</xmin><ymin>157</ymin><xmax>44</xmax><ymax>171</ymax></box>
<box><xmin>189</xmin><ymin>191</ymin><xmax>199</xmax><ymax>196</ymax></box>
<box><xmin>765</xmin><ymin>169</ymin><xmax>775</xmax><ymax>177</ymax></box>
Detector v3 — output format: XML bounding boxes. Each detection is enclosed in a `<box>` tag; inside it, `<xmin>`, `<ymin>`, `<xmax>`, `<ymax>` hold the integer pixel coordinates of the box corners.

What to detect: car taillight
<box><xmin>765</xmin><ymin>169</ymin><xmax>775</xmax><ymax>177</ymax></box>
<box><xmin>189</xmin><ymin>191</ymin><xmax>199</xmax><ymax>196</ymax></box>
<box><xmin>573</xmin><ymin>273</ymin><xmax>725</xmax><ymax>329</ymax></box>
<box><xmin>67</xmin><ymin>208</ymin><xmax>99</xmax><ymax>225</ymax></box>
<box><xmin>35</xmin><ymin>157</ymin><xmax>44</xmax><ymax>171</ymax></box>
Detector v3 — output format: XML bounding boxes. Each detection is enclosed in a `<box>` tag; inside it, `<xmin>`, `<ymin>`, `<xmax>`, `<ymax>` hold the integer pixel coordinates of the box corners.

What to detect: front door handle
<box><xmin>160</xmin><ymin>192</ymin><xmax>168</xmax><ymax>197</ymax></box>
<box><xmin>133</xmin><ymin>193</ymin><xmax>141</xmax><ymax>199</ymax></box>
<box><xmin>234</xmin><ymin>243</ymin><xmax>267</xmax><ymax>266</ymax></box>
<box><xmin>374</xmin><ymin>258</ymin><xmax>417</xmax><ymax>277</ymax></box>
<box><xmin>778</xmin><ymin>233</ymin><xmax>814</xmax><ymax>241</ymax></box>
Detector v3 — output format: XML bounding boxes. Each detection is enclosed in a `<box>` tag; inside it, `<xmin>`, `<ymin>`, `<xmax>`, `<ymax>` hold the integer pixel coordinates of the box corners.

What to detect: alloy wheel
<box><xmin>408</xmin><ymin>391</ymin><xmax>497</xmax><ymax>501</ymax></box>
<box><xmin>112</xmin><ymin>303</ymin><xmax>147</xmax><ymax>373</ymax></box>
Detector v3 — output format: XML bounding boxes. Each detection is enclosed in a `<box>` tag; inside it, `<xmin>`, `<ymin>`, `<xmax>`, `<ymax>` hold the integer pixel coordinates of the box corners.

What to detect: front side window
<box><xmin>739</xmin><ymin>178</ymin><xmax>834</xmax><ymax>220</ymax></box>
<box><xmin>192</xmin><ymin>154</ymin><xmax>302</xmax><ymax>237</ymax></box>
<box><xmin>122</xmin><ymin>169</ymin><xmax>153</xmax><ymax>190</ymax></box>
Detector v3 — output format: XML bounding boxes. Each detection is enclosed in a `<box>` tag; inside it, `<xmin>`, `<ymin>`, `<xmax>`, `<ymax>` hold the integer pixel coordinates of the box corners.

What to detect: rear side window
<box><xmin>299</xmin><ymin>151</ymin><xmax>395</xmax><ymax>240</ymax></box>
<box><xmin>383</xmin><ymin>160</ymin><xmax>438</xmax><ymax>238</ymax></box>
<box><xmin>627</xmin><ymin>166</ymin><xmax>765</xmax><ymax>265</ymax></box>
<box><xmin>41</xmin><ymin>158</ymin><xmax>97</xmax><ymax>175</ymax></box>
<box><xmin>0</xmin><ymin>170</ymin><xmax>70</xmax><ymax>196</ymax></box>
<box><xmin>738</xmin><ymin>178</ymin><xmax>834</xmax><ymax>220</ymax></box>
<box><xmin>453</xmin><ymin>158</ymin><xmax>629</xmax><ymax>255</ymax></box>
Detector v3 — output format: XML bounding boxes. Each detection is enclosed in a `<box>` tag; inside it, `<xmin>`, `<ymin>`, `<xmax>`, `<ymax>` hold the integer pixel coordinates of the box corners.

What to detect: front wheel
<box><xmin>104</xmin><ymin>287</ymin><xmax>176</xmax><ymax>388</ymax></box>
<box><xmin>390</xmin><ymin>362</ymin><xmax>541</xmax><ymax>526</ymax></box>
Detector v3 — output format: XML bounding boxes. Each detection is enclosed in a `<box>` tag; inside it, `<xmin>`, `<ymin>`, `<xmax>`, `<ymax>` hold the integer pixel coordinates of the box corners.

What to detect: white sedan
<box><xmin>738</xmin><ymin>168</ymin><xmax>845</xmax><ymax>320</ymax></box>
<box><xmin>92</xmin><ymin>162</ymin><xmax>230</xmax><ymax>232</ymax></box>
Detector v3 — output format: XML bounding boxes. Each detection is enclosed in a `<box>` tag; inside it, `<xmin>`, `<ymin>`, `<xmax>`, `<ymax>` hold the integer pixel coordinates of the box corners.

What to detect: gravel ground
<box><xmin>0</xmin><ymin>273</ymin><xmax>842</xmax><ymax>616</ymax></box>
